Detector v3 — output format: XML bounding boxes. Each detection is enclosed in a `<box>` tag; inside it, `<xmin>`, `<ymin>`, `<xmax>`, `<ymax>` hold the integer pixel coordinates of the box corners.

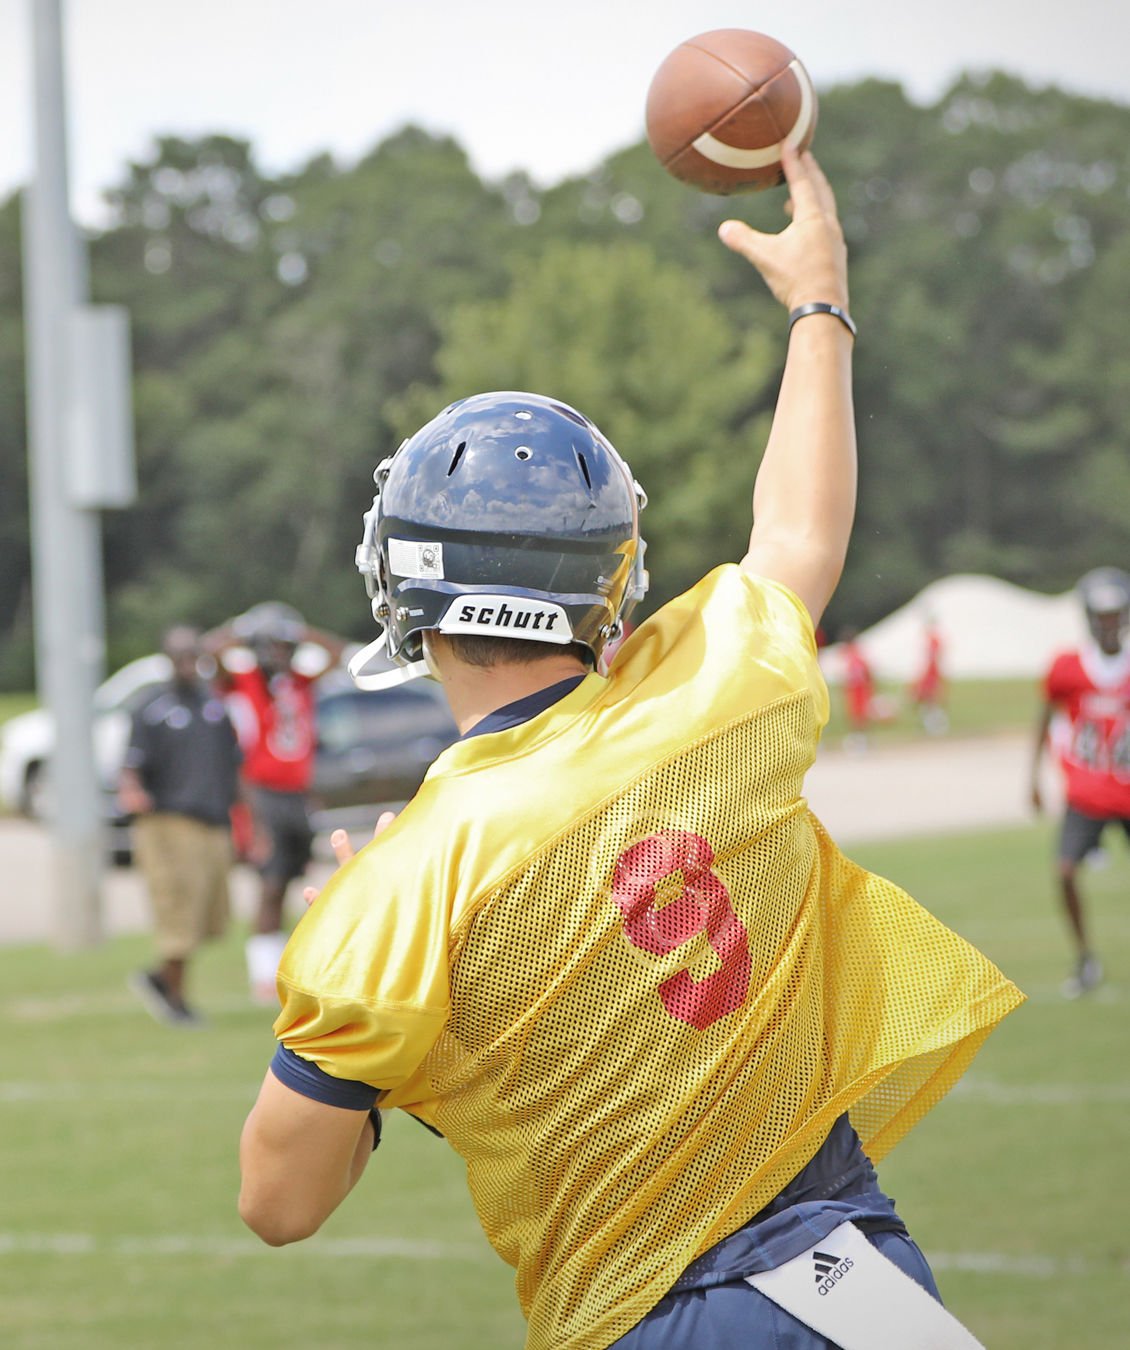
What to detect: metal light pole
<box><xmin>21</xmin><ymin>0</ymin><xmax>133</xmax><ymax>949</ymax></box>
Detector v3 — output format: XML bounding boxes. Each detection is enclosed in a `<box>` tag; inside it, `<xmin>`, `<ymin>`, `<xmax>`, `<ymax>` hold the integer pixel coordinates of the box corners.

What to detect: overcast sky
<box><xmin>2</xmin><ymin>0</ymin><xmax>1127</xmax><ymax>225</ymax></box>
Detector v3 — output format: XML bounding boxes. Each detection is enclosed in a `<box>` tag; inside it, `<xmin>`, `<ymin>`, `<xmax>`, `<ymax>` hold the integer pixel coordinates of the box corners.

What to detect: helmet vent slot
<box><xmin>447</xmin><ymin>441</ymin><xmax>468</xmax><ymax>476</ymax></box>
<box><xmin>576</xmin><ymin>451</ymin><xmax>592</xmax><ymax>490</ymax></box>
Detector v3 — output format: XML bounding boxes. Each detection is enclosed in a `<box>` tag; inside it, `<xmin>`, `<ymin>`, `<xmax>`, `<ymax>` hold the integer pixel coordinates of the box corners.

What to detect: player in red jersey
<box><xmin>1032</xmin><ymin>567</ymin><xmax>1130</xmax><ymax>997</ymax></box>
<box><xmin>205</xmin><ymin>603</ymin><xmax>349</xmax><ymax>1002</ymax></box>
<box><xmin>910</xmin><ymin>616</ymin><xmax>948</xmax><ymax>736</ymax></box>
<box><xmin>838</xmin><ymin>628</ymin><xmax>875</xmax><ymax>750</ymax></box>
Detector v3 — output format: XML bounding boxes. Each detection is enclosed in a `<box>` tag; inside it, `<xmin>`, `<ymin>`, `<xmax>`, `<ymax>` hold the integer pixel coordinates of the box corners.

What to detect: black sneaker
<box><xmin>128</xmin><ymin>971</ymin><xmax>204</xmax><ymax>1028</ymax></box>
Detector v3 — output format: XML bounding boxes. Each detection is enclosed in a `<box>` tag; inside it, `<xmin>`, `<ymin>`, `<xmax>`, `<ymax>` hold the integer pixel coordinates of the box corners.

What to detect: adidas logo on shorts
<box><xmin>812</xmin><ymin>1248</ymin><xmax>855</xmax><ymax>1295</ymax></box>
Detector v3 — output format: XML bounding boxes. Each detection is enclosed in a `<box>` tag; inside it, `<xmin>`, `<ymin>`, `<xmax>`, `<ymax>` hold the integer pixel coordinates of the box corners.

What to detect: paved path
<box><xmin>804</xmin><ymin>729</ymin><xmax>1059</xmax><ymax>842</ymax></box>
<box><xmin>0</xmin><ymin>731</ymin><xmax>1058</xmax><ymax>949</ymax></box>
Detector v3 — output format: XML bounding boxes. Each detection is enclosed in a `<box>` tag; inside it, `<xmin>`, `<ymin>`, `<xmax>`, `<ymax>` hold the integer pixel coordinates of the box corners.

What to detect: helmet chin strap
<box><xmin>347</xmin><ymin>632</ymin><xmax>430</xmax><ymax>691</ymax></box>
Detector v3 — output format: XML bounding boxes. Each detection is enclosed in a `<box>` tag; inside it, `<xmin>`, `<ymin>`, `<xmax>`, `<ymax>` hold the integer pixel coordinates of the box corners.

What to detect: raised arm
<box><xmin>199</xmin><ymin>622</ymin><xmax>242</xmax><ymax>676</ymax></box>
<box><xmin>301</xmin><ymin>623</ymin><xmax>351</xmax><ymax>670</ymax></box>
<box><xmin>720</xmin><ymin>147</ymin><xmax>856</xmax><ymax>626</ymax></box>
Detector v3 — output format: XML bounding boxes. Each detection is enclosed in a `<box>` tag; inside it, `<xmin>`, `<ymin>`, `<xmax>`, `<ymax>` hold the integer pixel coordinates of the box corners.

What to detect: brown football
<box><xmin>645</xmin><ymin>29</ymin><xmax>818</xmax><ymax>195</ymax></box>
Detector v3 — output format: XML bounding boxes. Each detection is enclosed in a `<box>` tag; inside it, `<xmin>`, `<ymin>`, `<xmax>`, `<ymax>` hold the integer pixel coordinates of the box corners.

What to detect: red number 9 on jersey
<box><xmin>611</xmin><ymin>830</ymin><xmax>751</xmax><ymax>1030</ymax></box>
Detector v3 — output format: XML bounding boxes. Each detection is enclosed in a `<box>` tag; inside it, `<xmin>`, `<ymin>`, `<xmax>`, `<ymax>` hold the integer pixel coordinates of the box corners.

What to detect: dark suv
<box><xmin>308</xmin><ymin>671</ymin><xmax>459</xmax><ymax>834</ymax></box>
<box><xmin>3</xmin><ymin>656</ymin><xmax>460</xmax><ymax>859</ymax></box>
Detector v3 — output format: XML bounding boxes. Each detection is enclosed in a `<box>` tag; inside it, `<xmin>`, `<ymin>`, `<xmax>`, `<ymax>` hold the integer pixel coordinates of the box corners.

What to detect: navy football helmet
<box><xmin>352</xmin><ymin>392</ymin><xmax>648</xmax><ymax>685</ymax></box>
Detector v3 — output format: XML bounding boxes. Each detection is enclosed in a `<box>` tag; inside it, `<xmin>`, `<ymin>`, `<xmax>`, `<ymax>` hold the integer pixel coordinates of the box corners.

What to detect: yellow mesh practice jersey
<box><xmin>275</xmin><ymin>565</ymin><xmax>1025</xmax><ymax>1350</ymax></box>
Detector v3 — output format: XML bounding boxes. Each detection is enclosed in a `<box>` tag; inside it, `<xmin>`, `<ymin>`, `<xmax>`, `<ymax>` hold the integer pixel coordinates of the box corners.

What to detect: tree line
<box><xmin>1</xmin><ymin>71</ymin><xmax>1128</xmax><ymax>688</ymax></box>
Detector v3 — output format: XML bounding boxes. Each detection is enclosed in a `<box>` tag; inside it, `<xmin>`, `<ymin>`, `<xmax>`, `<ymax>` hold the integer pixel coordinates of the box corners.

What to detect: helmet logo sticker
<box><xmin>389</xmin><ymin>538</ymin><xmax>445</xmax><ymax>580</ymax></box>
<box><xmin>437</xmin><ymin>595</ymin><xmax>574</xmax><ymax>643</ymax></box>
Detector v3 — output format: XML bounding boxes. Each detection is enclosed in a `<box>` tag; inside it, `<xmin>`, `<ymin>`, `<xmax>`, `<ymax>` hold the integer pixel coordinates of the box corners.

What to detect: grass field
<box><xmin>821</xmin><ymin>675</ymin><xmax>1040</xmax><ymax>744</ymax></box>
<box><xmin>0</xmin><ymin>692</ymin><xmax>37</xmax><ymax>726</ymax></box>
<box><xmin>0</xmin><ymin>818</ymin><xmax>1124</xmax><ymax>1348</ymax></box>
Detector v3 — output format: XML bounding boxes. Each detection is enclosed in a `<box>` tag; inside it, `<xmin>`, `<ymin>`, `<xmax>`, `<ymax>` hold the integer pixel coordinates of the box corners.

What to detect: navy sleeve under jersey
<box><xmin>270</xmin><ymin>1044</ymin><xmax>378</xmax><ymax>1109</ymax></box>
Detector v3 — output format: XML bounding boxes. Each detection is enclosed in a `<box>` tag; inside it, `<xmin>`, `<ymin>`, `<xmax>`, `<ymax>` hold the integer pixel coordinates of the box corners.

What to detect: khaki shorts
<box><xmin>132</xmin><ymin>814</ymin><xmax>233</xmax><ymax>960</ymax></box>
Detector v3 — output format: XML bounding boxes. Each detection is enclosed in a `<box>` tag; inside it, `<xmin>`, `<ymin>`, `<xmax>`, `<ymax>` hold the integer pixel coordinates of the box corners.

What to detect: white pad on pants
<box><xmin>744</xmin><ymin>1221</ymin><xmax>985</xmax><ymax>1349</ymax></box>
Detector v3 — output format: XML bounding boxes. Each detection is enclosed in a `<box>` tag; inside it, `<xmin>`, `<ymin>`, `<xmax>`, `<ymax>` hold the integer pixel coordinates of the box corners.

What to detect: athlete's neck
<box><xmin>424</xmin><ymin>636</ymin><xmax>589</xmax><ymax>735</ymax></box>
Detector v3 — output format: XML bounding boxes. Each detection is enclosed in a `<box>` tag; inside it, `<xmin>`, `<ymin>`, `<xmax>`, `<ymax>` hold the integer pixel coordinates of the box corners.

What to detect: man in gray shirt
<box><xmin>119</xmin><ymin>625</ymin><xmax>241</xmax><ymax>1025</ymax></box>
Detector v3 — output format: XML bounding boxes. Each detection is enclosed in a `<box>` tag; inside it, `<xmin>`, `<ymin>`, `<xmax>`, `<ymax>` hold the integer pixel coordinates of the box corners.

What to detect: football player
<box><xmin>1032</xmin><ymin>566</ymin><xmax>1130</xmax><ymax>997</ymax></box>
<box><xmin>204</xmin><ymin>602</ymin><xmax>349</xmax><ymax>1003</ymax></box>
<box><xmin>239</xmin><ymin>150</ymin><xmax>1023</xmax><ymax>1350</ymax></box>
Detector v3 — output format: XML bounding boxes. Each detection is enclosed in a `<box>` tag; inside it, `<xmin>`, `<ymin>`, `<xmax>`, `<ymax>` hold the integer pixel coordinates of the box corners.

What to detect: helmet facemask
<box><xmin>351</xmin><ymin>456</ymin><xmax>429</xmax><ymax>689</ymax></box>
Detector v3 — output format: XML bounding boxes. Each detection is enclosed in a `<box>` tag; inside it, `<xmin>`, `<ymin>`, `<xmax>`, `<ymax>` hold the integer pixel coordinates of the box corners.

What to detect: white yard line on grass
<box><xmin>929</xmin><ymin>1251</ymin><xmax>1107</xmax><ymax>1278</ymax></box>
<box><xmin>1016</xmin><ymin>984</ymin><xmax>1125</xmax><ymax>1004</ymax></box>
<box><xmin>0</xmin><ymin>1232</ymin><xmax>483</xmax><ymax>1261</ymax></box>
<box><xmin>0</xmin><ymin>1081</ymin><xmax>254</xmax><ymax>1102</ymax></box>
<box><xmin>0</xmin><ymin>1232</ymin><xmax>1120</xmax><ymax>1277</ymax></box>
<box><xmin>3</xmin><ymin>992</ymin><xmax>278</xmax><ymax>1020</ymax></box>
<box><xmin>950</xmin><ymin>1077</ymin><xmax>1130</xmax><ymax>1104</ymax></box>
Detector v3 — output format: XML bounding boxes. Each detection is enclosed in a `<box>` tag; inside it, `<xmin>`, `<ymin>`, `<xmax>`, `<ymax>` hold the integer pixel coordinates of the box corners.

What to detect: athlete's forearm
<box><xmin>748</xmin><ymin>316</ymin><xmax>856</xmax><ymax>610</ymax></box>
<box><xmin>720</xmin><ymin>149</ymin><xmax>856</xmax><ymax>623</ymax></box>
<box><xmin>1031</xmin><ymin>705</ymin><xmax>1054</xmax><ymax>783</ymax></box>
<box><xmin>238</xmin><ymin>1071</ymin><xmax>375</xmax><ymax>1246</ymax></box>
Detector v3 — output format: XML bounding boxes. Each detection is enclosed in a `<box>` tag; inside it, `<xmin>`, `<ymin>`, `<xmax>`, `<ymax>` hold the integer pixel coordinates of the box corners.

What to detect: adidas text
<box><xmin>812</xmin><ymin>1249</ymin><xmax>854</xmax><ymax>1296</ymax></box>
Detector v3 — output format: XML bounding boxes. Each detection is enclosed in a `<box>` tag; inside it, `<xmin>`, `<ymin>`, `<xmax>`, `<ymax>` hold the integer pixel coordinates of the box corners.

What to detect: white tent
<box><xmin>820</xmin><ymin>574</ymin><xmax>1089</xmax><ymax>684</ymax></box>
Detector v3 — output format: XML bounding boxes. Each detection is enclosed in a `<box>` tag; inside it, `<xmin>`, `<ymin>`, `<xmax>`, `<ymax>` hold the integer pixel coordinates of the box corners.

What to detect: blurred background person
<box><xmin>910</xmin><ymin>614</ymin><xmax>948</xmax><ymax>735</ymax></box>
<box><xmin>839</xmin><ymin>627</ymin><xmax>876</xmax><ymax>751</ymax></box>
<box><xmin>1031</xmin><ymin>567</ymin><xmax>1130</xmax><ymax>998</ymax></box>
<box><xmin>119</xmin><ymin>625</ymin><xmax>241</xmax><ymax>1026</ymax></box>
<box><xmin>204</xmin><ymin>603</ymin><xmax>348</xmax><ymax>1004</ymax></box>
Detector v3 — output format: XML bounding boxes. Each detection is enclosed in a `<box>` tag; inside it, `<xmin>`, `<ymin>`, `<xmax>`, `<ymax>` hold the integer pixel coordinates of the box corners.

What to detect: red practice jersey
<box><xmin>1045</xmin><ymin>645</ymin><xmax>1130</xmax><ymax>817</ymax></box>
<box><xmin>224</xmin><ymin>667</ymin><xmax>317</xmax><ymax>792</ymax></box>
<box><xmin>842</xmin><ymin>642</ymin><xmax>874</xmax><ymax>725</ymax></box>
<box><xmin>913</xmin><ymin>630</ymin><xmax>944</xmax><ymax>703</ymax></box>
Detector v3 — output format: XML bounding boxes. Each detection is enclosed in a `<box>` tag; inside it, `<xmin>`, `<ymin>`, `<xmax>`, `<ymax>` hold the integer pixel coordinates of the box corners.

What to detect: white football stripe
<box><xmin>692</xmin><ymin>59</ymin><xmax>816</xmax><ymax>169</ymax></box>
